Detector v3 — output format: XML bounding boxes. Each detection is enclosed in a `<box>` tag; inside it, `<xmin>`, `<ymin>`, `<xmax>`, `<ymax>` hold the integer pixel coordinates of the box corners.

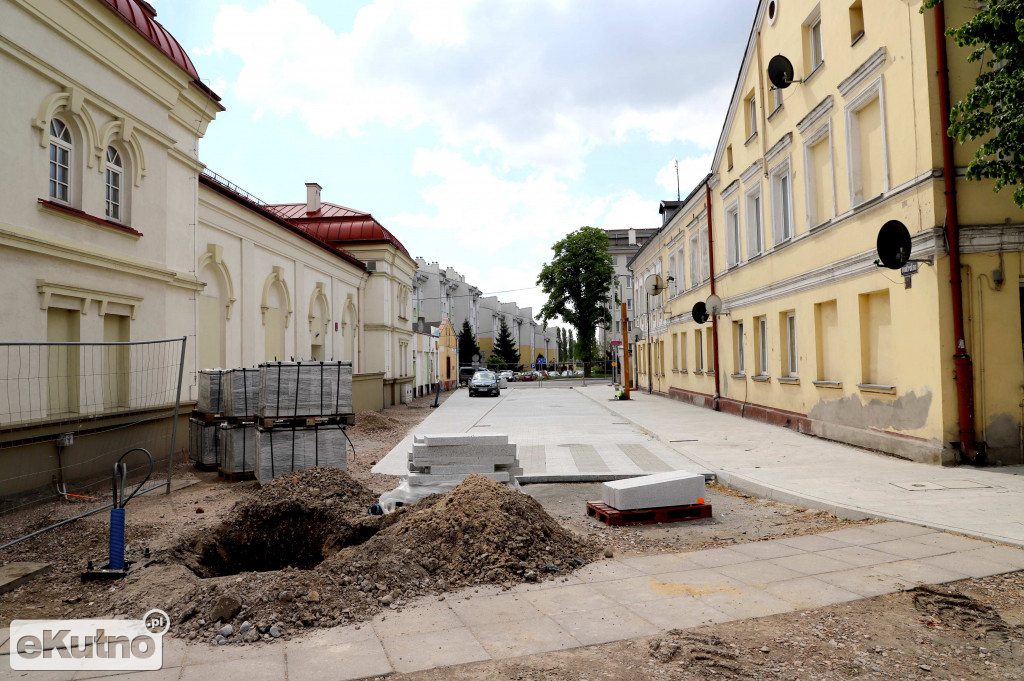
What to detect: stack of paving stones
<box><xmin>218</xmin><ymin>422</ymin><xmax>258</xmax><ymax>476</ymax></box>
<box><xmin>254</xmin><ymin>361</ymin><xmax>355</xmax><ymax>484</ymax></box>
<box><xmin>188</xmin><ymin>370</ymin><xmax>226</xmax><ymax>468</ymax></box>
<box><xmin>255</xmin><ymin>426</ymin><xmax>348</xmax><ymax>484</ymax></box>
<box><xmin>601</xmin><ymin>470</ymin><xmax>706</xmax><ymax>510</ymax></box>
<box><xmin>406</xmin><ymin>433</ymin><xmax>523</xmax><ymax>486</ymax></box>
<box><xmin>221</xmin><ymin>368</ymin><xmax>260</xmax><ymax>418</ymax></box>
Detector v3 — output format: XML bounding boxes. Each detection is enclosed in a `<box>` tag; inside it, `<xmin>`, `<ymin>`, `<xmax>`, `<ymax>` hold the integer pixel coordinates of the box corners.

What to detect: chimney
<box><xmin>305</xmin><ymin>182</ymin><xmax>322</xmax><ymax>213</ymax></box>
<box><xmin>628</xmin><ymin>228</ymin><xmax>636</xmax><ymax>246</ymax></box>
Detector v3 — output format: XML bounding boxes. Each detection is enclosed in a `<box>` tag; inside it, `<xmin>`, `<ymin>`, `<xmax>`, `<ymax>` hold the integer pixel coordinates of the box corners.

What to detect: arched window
<box><xmin>49</xmin><ymin>119</ymin><xmax>72</xmax><ymax>203</ymax></box>
<box><xmin>105</xmin><ymin>147</ymin><xmax>123</xmax><ymax>221</ymax></box>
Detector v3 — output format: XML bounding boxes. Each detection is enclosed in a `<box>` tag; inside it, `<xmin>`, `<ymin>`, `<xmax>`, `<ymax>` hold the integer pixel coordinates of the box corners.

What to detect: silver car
<box><xmin>469</xmin><ymin>370</ymin><xmax>500</xmax><ymax>397</ymax></box>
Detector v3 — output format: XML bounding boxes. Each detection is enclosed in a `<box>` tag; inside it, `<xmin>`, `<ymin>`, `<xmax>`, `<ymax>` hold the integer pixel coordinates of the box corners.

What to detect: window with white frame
<box><xmin>757</xmin><ymin>316</ymin><xmax>769</xmax><ymax>376</ymax></box>
<box><xmin>695</xmin><ymin>328</ymin><xmax>704</xmax><ymax>372</ymax></box>
<box><xmin>745</xmin><ymin>184</ymin><xmax>764</xmax><ymax>257</ymax></box>
<box><xmin>105</xmin><ymin>147</ymin><xmax>123</xmax><ymax>221</ymax></box>
<box><xmin>772</xmin><ymin>85</ymin><xmax>783</xmax><ymax>113</ymax></box>
<box><xmin>668</xmin><ymin>255</ymin><xmax>677</xmax><ymax>294</ymax></box>
<box><xmin>689</xmin><ymin>231</ymin><xmax>701</xmax><ymax>287</ymax></box>
<box><xmin>746</xmin><ymin>94</ymin><xmax>758</xmax><ymax>138</ymax></box>
<box><xmin>803</xmin><ymin>122</ymin><xmax>835</xmax><ymax>228</ymax></box>
<box><xmin>49</xmin><ymin>118</ymin><xmax>72</xmax><ymax>203</ymax></box>
<box><xmin>809</xmin><ymin>16</ymin><xmax>824</xmax><ymax>71</ymax></box>
<box><xmin>735</xmin><ymin>320</ymin><xmax>745</xmax><ymax>375</ymax></box>
<box><xmin>784</xmin><ymin>311</ymin><xmax>798</xmax><ymax>377</ymax></box>
<box><xmin>725</xmin><ymin>202</ymin><xmax>741</xmax><ymax>268</ymax></box>
<box><xmin>770</xmin><ymin>160</ymin><xmax>794</xmax><ymax>245</ymax></box>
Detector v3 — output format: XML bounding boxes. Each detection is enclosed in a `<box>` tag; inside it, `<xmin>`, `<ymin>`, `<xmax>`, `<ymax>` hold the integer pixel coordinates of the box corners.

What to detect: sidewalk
<box><xmin>574</xmin><ymin>385</ymin><xmax>1024</xmax><ymax>547</ymax></box>
<box><xmin>5</xmin><ymin>522</ymin><xmax>1024</xmax><ymax>680</ymax></box>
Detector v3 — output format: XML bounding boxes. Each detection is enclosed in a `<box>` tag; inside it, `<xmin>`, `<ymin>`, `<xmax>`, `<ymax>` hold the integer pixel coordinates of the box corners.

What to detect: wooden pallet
<box><xmin>257</xmin><ymin>414</ymin><xmax>355</xmax><ymax>429</ymax></box>
<box><xmin>586</xmin><ymin>500</ymin><xmax>712</xmax><ymax>526</ymax></box>
<box><xmin>191</xmin><ymin>460</ymin><xmax>219</xmax><ymax>472</ymax></box>
<box><xmin>217</xmin><ymin>469</ymin><xmax>255</xmax><ymax>482</ymax></box>
<box><xmin>190</xmin><ymin>410</ymin><xmax>224</xmax><ymax>423</ymax></box>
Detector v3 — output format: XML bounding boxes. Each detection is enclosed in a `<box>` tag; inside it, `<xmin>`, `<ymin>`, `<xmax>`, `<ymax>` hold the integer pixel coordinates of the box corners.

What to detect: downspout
<box><xmin>934</xmin><ymin>3</ymin><xmax>977</xmax><ymax>461</ymax></box>
<box><xmin>706</xmin><ymin>182</ymin><xmax>721</xmax><ymax>410</ymax></box>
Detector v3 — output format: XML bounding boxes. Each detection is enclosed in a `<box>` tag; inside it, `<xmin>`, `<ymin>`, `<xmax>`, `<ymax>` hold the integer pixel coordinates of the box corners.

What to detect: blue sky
<box><xmin>153</xmin><ymin>0</ymin><xmax>758</xmax><ymax>316</ymax></box>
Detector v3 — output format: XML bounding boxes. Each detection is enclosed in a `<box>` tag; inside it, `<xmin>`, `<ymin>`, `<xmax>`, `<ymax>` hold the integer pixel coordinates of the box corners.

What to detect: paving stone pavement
<box><xmin>4</xmin><ymin>523</ymin><xmax>1023</xmax><ymax>681</ymax></box>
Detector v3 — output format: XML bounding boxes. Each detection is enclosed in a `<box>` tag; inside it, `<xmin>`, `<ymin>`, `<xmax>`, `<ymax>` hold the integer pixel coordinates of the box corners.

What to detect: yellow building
<box><xmin>633</xmin><ymin>0</ymin><xmax>1023</xmax><ymax>466</ymax></box>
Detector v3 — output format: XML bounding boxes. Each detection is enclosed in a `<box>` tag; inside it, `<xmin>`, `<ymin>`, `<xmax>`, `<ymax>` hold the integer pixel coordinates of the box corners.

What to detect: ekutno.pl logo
<box><xmin>10</xmin><ymin>609</ymin><xmax>170</xmax><ymax>671</ymax></box>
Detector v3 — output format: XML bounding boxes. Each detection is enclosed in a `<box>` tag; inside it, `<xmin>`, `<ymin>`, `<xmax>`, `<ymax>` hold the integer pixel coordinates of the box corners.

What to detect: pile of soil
<box><xmin>143</xmin><ymin>473</ymin><xmax>600</xmax><ymax>644</ymax></box>
<box><xmin>354</xmin><ymin>411</ymin><xmax>404</xmax><ymax>435</ymax></box>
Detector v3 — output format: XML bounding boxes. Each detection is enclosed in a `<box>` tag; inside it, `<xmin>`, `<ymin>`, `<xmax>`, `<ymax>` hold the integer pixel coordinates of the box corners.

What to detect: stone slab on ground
<box><xmin>0</xmin><ymin>562</ymin><xmax>51</xmax><ymax>595</ymax></box>
<box><xmin>415</xmin><ymin>433</ymin><xmax>510</xmax><ymax>446</ymax></box>
<box><xmin>601</xmin><ymin>470</ymin><xmax>706</xmax><ymax>510</ymax></box>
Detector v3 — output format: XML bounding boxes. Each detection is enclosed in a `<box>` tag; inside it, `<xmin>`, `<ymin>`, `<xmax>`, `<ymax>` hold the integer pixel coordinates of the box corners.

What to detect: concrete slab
<box><xmin>698</xmin><ymin>585</ymin><xmax>796</xmax><ymax>619</ymax></box>
<box><xmin>954</xmin><ymin>545</ymin><xmax>1024</xmax><ymax>571</ymax></box>
<box><xmin>617</xmin><ymin>552</ymin><xmax>702</xmax><ymax>575</ymax></box>
<box><xmin>522</xmin><ymin>583</ymin><xmax>618</xmax><ymax>616</ymax></box>
<box><xmin>869</xmin><ymin>522</ymin><xmax>936</xmax><ymax>539</ymax></box>
<box><xmin>867</xmin><ymin>537</ymin><xmax>954</xmax><ymax>560</ymax></box>
<box><xmin>728</xmin><ymin>539</ymin><xmax>806</xmax><ymax>560</ymax></box>
<box><xmin>903</xmin><ymin>532</ymin><xmax>992</xmax><ymax>553</ymax></box>
<box><xmin>917</xmin><ymin>552</ymin><xmax>1021</xmax><ymax>579</ymax></box>
<box><xmin>0</xmin><ymin>653</ymin><xmax>76</xmax><ymax>680</ymax></box>
<box><xmin>768</xmin><ymin>552</ymin><xmax>857</xmax><ymax>576</ymax></box>
<box><xmin>590</xmin><ymin>575</ymin><xmax>688</xmax><ymax>605</ymax></box>
<box><xmin>0</xmin><ymin>562</ymin><xmax>51</xmax><ymax>594</ymax></box>
<box><xmin>814</xmin><ymin>566</ymin><xmax>911</xmax><ymax>598</ymax></box>
<box><xmin>84</xmin><ymin>668</ymin><xmax>182</xmax><ymax>681</ymax></box>
<box><xmin>763</xmin><ymin>576</ymin><xmax>864</xmax><ymax>609</ymax></box>
<box><xmin>286</xmin><ymin>628</ymin><xmax>392</xmax><ymax>681</ymax></box>
<box><xmin>816</xmin><ymin>545</ymin><xmax>905</xmax><ymax>568</ymax></box>
<box><xmin>449</xmin><ymin>593</ymin><xmax>545</xmax><ymax>627</ymax></box>
<box><xmin>775</xmin><ymin>534</ymin><xmax>852</xmax><ymax>552</ymax></box>
<box><xmin>371</xmin><ymin>600</ymin><xmax>464</xmax><ymax>637</ymax></box>
<box><xmin>872</xmin><ymin>559</ymin><xmax>971</xmax><ymax>587</ymax></box>
<box><xmin>717</xmin><ymin>560</ymin><xmax>806</xmax><ymax>586</ymax></box>
<box><xmin>551</xmin><ymin>605</ymin><xmax>660</xmax><ymax>646</ymax></box>
<box><xmin>623</xmin><ymin>596</ymin><xmax>734</xmax><ymax>629</ymax></box>
<box><xmin>379</xmin><ymin>627</ymin><xmax>490</xmax><ymax>674</ymax></box>
<box><xmin>571</xmin><ymin>560</ymin><xmax>644</xmax><ymax>583</ymax></box>
<box><xmin>470</xmin><ymin>616</ymin><xmax>579</xmax><ymax>659</ymax></box>
<box><xmin>685</xmin><ymin>547</ymin><xmax>754</xmax><ymax>568</ymax></box>
<box><xmin>601</xmin><ymin>470</ymin><xmax>705</xmax><ymax>510</ymax></box>
<box><xmin>179</xmin><ymin>646</ymin><xmax>286</xmax><ymax>681</ymax></box>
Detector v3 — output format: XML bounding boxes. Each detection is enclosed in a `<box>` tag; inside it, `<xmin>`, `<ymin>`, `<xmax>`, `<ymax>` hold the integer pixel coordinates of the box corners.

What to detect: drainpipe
<box><xmin>705</xmin><ymin>183</ymin><xmax>721</xmax><ymax>410</ymax></box>
<box><xmin>934</xmin><ymin>3</ymin><xmax>977</xmax><ymax>461</ymax></box>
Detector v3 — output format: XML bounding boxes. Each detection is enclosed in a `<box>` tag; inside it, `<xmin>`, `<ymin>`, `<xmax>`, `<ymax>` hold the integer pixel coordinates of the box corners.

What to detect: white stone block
<box><xmin>410</xmin><ymin>443</ymin><xmax>517</xmax><ymax>461</ymax></box>
<box><xmin>414</xmin><ymin>433</ymin><xmax>509</xmax><ymax>447</ymax></box>
<box><xmin>601</xmin><ymin>471</ymin><xmax>705</xmax><ymax>511</ymax></box>
<box><xmin>423</xmin><ymin>464</ymin><xmax>497</xmax><ymax>474</ymax></box>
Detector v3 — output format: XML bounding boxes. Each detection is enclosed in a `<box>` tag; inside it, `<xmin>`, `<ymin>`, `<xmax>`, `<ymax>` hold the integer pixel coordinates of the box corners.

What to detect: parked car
<box><xmin>519</xmin><ymin>372</ymin><xmax>535</xmax><ymax>382</ymax></box>
<box><xmin>459</xmin><ymin>366</ymin><xmax>478</xmax><ymax>386</ymax></box>
<box><xmin>469</xmin><ymin>370</ymin><xmax>500</xmax><ymax>397</ymax></box>
<box><xmin>499</xmin><ymin>370</ymin><xmax>514</xmax><ymax>382</ymax></box>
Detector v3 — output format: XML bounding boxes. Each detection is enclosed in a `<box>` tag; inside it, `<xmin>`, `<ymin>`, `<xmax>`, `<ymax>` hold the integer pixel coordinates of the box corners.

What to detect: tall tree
<box><xmin>493</xmin><ymin>318</ymin><xmax>521</xmax><ymax>369</ymax></box>
<box><xmin>925</xmin><ymin>0</ymin><xmax>1024</xmax><ymax>207</ymax></box>
<box><xmin>457</xmin><ymin>319</ymin><xmax>481</xmax><ymax>366</ymax></box>
<box><xmin>537</xmin><ymin>226</ymin><xmax>614</xmax><ymax>377</ymax></box>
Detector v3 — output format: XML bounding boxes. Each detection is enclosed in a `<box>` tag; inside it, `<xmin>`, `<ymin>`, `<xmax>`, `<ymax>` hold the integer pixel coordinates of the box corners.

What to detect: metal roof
<box><xmin>99</xmin><ymin>0</ymin><xmax>222</xmax><ymax>106</ymax></box>
<box><xmin>270</xmin><ymin>203</ymin><xmax>412</xmax><ymax>258</ymax></box>
<box><xmin>271</xmin><ymin>203</ymin><xmax>369</xmax><ymax>220</ymax></box>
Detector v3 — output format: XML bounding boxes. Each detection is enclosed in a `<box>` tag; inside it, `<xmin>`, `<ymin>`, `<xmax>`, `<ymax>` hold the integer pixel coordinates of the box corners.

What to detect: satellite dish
<box><xmin>644</xmin><ymin>274</ymin><xmax>666</xmax><ymax>296</ymax></box>
<box><xmin>876</xmin><ymin>220</ymin><xmax>912</xmax><ymax>269</ymax></box>
<box><xmin>767</xmin><ymin>54</ymin><xmax>796</xmax><ymax>89</ymax></box>
<box><xmin>692</xmin><ymin>301</ymin><xmax>709</xmax><ymax>325</ymax></box>
<box><xmin>706</xmin><ymin>294</ymin><xmax>723</xmax><ymax>316</ymax></box>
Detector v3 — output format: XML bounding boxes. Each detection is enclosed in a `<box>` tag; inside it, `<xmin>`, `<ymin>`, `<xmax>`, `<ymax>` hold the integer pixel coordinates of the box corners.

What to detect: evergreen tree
<box><xmin>493</xmin><ymin>318</ymin><xmax>521</xmax><ymax>369</ymax></box>
<box><xmin>457</xmin><ymin>319</ymin><xmax>481</xmax><ymax>366</ymax></box>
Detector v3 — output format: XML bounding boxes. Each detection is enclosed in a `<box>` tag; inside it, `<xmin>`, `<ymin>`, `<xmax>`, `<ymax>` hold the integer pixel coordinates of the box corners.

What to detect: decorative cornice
<box><xmin>797</xmin><ymin>95</ymin><xmax>834</xmax><ymax>135</ymax></box>
<box><xmin>838</xmin><ymin>47</ymin><xmax>887</xmax><ymax>98</ymax></box>
<box><xmin>740</xmin><ymin>158</ymin><xmax>763</xmax><ymax>184</ymax></box>
<box><xmin>764</xmin><ymin>132</ymin><xmax>792</xmax><ymax>164</ymax></box>
<box><xmin>720</xmin><ymin>179</ymin><xmax>740</xmax><ymax>201</ymax></box>
<box><xmin>37</xmin><ymin>280</ymin><xmax>143</xmax><ymax>319</ymax></box>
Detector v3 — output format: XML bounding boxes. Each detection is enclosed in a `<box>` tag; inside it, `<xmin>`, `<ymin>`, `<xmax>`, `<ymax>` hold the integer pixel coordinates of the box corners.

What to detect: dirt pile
<box><xmin>353</xmin><ymin>411</ymin><xmax>403</xmax><ymax>435</ymax></box>
<box><xmin>159</xmin><ymin>474</ymin><xmax>600</xmax><ymax>643</ymax></box>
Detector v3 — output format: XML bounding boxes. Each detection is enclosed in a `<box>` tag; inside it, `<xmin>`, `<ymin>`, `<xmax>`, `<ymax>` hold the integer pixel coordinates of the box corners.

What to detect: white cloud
<box><xmin>198</xmin><ymin>0</ymin><xmax>756</xmax><ymax>173</ymax></box>
<box><xmin>655</xmin><ymin>154</ymin><xmax>714</xmax><ymax>198</ymax></box>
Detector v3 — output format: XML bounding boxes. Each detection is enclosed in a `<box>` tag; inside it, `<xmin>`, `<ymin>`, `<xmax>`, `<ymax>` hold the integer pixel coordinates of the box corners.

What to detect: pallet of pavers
<box><xmin>221</xmin><ymin>367</ymin><xmax>260</xmax><ymax>419</ymax></box>
<box><xmin>188</xmin><ymin>418</ymin><xmax>219</xmax><ymax>468</ymax></box>
<box><xmin>587</xmin><ymin>471</ymin><xmax>711</xmax><ymax>526</ymax></box>
<box><xmin>196</xmin><ymin>369</ymin><xmax>225</xmax><ymax>415</ymax></box>
<box><xmin>406</xmin><ymin>433</ymin><xmax>523</xmax><ymax>486</ymax></box>
<box><xmin>258</xmin><ymin>361</ymin><xmax>353</xmax><ymax>418</ymax></box>
<box><xmin>218</xmin><ymin>423</ymin><xmax>257</xmax><ymax>478</ymax></box>
<box><xmin>255</xmin><ymin>426</ymin><xmax>348</xmax><ymax>485</ymax></box>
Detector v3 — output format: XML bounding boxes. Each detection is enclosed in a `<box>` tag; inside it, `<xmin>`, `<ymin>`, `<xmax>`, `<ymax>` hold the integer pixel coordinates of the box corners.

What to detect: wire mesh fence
<box><xmin>0</xmin><ymin>338</ymin><xmax>186</xmax><ymax>521</ymax></box>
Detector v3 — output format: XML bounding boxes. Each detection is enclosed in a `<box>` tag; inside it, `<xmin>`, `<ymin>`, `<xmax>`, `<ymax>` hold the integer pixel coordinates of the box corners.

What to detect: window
<box><xmin>859</xmin><ymin>290</ymin><xmax>893</xmax><ymax>386</ymax></box>
<box><xmin>695</xmin><ymin>329</ymin><xmax>704</xmax><ymax>372</ymax></box>
<box><xmin>804</xmin><ymin>124</ymin><xmax>835</xmax><ymax>228</ymax></box>
<box><xmin>672</xmin><ymin>333</ymin><xmax>678</xmax><ymax>370</ymax></box>
<box><xmin>49</xmin><ymin>118</ymin><xmax>71</xmax><ymax>203</ymax></box>
<box><xmin>745</xmin><ymin>185</ymin><xmax>764</xmax><ymax>257</ymax></box>
<box><xmin>689</xmin><ymin>231</ymin><xmax>701</xmax><ymax>287</ymax></box>
<box><xmin>756</xmin><ymin>316</ymin><xmax>769</xmax><ymax>376</ymax></box>
<box><xmin>847</xmin><ymin>80</ymin><xmax>888</xmax><ymax>206</ymax></box>
<box><xmin>746</xmin><ymin>94</ymin><xmax>758</xmax><ymax>139</ymax></box>
<box><xmin>680</xmin><ymin>332</ymin><xmax>688</xmax><ymax>371</ymax></box>
<box><xmin>725</xmin><ymin>204</ymin><xmax>741</xmax><ymax>268</ymax></box>
<box><xmin>809</xmin><ymin>17</ymin><xmax>824</xmax><ymax>71</ymax></box>
<box><xmin>700</xmin><ymin>225</ymin><xmax>710</xmax><ymax>282</ymax></box>
<box><xmin>734</xmin><ymin>321</ymin><xmax>745</xmax><ymax>375</ymax></box>
<box><xmin>668</xmin><ymin>256</ymin><xmax>677</xmax><ymax>294</ymax></box>
<box><xmin>772</xmin><ymin>85</ymin><xmax>783</xmax><ymax>114</ymax></box>
<box><xmin>814</xmin><ymin>300</ymin><xmax>839</xmax><ymax>381</ymax></box>
<box><xmin>726</xmin><ymin>145</ymin><xmax>734</xmax><ymax>171</ymax></box>
<box><xmin>783</xmin><ymin>312</ymin><xmax>798</xmax><ymax>377</ymax></box>
<box><xmin>105</xmin><ymin>147</ymin><xmax>123</xmax><ymax>221</ymax></box>
<box><xmin>849</xmin><ymin>1</ymin><xmax>865</xmax><ymax>44</ymax></box>
<box><xmin>706</xmin><ymin>330</ymin><xmax>715</xmax><ymax>372</ymax></box>
<box><xmin>771</xmin><ymin>162</ymin><xmax>794</xmax><ymax>245</ymax></box>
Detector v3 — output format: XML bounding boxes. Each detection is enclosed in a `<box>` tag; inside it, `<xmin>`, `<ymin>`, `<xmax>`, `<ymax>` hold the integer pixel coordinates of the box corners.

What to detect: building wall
<box><xmin>632</xmin><ymin>0</ymin><xmax>1023</xmax><ymax>465</ymax></box>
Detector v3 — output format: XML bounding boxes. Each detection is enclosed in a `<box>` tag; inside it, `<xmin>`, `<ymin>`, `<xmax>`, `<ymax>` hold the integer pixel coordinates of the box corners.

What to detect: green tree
<box><xmin>457</xmin><ymin>319</ymin><xmax>481</xmax><ymax>366</ymax></box>
<box><xmin>492</xmin><ymin>318</ymin><xmax>521</xmax><ymax>369</ymax></box>
<box><xmin>537</xmin><ymin>226</ymin><xmax>615</xmax><ymax>377</ymax></box>
<box><xmin>925</xmin><ymin>0</ymin><xmax>1024</xmax><ymax>207</ymax></box>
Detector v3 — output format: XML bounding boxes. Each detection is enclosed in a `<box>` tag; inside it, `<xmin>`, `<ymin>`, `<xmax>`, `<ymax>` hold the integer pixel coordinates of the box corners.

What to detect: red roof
<box><xmin>100</xmin><ymin>0</ymin><xmax>222</xmax><ymax>107</ymax></box>
<box><xmin>270</xmin><ymin>202</ymin><xmax>411</xmax><ymax>258</ymax></box>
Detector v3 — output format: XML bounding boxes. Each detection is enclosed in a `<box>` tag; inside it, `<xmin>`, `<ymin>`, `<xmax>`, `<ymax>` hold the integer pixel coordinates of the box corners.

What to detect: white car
<box><xmin>499</xmin><ymin>370</ymin><xmax>514</xmax><ymax>382</ymax></box>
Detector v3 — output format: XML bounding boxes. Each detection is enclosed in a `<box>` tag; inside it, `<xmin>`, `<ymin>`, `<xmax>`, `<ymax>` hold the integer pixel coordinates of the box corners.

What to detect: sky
<box><xmin>153</xmin><ymin>0</ymin><xmax>759</xmax><ymax>318</ymax></box>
